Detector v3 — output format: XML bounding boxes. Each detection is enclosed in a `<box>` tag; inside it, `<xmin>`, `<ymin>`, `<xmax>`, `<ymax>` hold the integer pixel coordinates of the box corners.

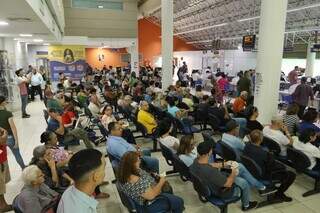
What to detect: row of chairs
<box><xmin>158</xmin><ymin>134</ymin><xmax>241</xmax><ymax>213</ymax></box>
<box><xmin>219</xmin><ymin>137</ymin><xmax>320</xmax><ymax>198</ymax></box>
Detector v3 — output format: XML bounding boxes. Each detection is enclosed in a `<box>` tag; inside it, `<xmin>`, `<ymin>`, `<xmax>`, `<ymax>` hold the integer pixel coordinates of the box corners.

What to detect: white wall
<box><xmin>27</xmin><ymin>45</ymin><xmax>48</xmax><ymax>67</ymax></box>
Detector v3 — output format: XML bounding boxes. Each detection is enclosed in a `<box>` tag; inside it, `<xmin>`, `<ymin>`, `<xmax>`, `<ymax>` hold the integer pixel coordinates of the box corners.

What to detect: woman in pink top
<box><xmin>217</xmin><ymin>72</ymin><xmax>229</xmax><ymax>94</ymax></box>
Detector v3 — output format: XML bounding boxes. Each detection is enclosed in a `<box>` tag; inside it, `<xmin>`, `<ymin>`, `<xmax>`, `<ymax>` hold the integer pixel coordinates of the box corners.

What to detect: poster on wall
<box><xmin>48</xmin><ymin>45</ymin><xmax>86</xmax><ymax>81</ymax></box>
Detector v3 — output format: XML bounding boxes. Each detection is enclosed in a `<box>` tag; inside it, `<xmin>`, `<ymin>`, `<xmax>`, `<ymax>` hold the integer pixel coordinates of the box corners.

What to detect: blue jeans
<box><xmin>142</xmin><ymin>149</ymin><xmax>159</xmax><ymax>173</ymax></box>
<box><xmin>7</xmin><ymin>135</ymin><xmax>26</xmax><ymax>169</ymax></box>
<box><xmin>238</xmin><ymin>163</ymin><xmax>264</xmax><ymax>190</ymax></box>
<box><xmin>233</xmin><ymin>117</ymin><xmax>247</xmax><ymax>138</ymax></box>
<box><xmin>234</xmin><ymin>177</ymin><xmax>250</xmax><ymax>207</ymax></box>
<box><xmin>146</xmin><ymin>193</ymin><xmax>184</xmax><ymax>213</ymax></box>
<box><xmin>21</xmin><ymin>95</ymin><xmax>28</xmax><ymax>115</ymax></box>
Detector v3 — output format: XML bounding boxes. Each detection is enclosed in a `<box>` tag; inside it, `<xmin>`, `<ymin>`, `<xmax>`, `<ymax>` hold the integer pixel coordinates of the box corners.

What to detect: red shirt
<box><xmin>233</xmin><ymin>97</ymin><xmax>246</xmax><ymax>113</ymax></box>
<box><xmin>0</xmin><ymin>145</ymin><xmax>7</xmax><ymax>163</ymax></box>
<box><xmin>61</xmin><ymin>111</ymin><xmax>76</xmax><ymax>125</ymax></box>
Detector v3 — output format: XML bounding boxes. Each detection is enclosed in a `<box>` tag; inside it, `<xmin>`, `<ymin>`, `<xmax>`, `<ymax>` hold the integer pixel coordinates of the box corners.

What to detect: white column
<box><xmin>161</xmin><ymin>0</ymin><xmax>173</xmax><ymax>90</ymax></box>
<box><xmin>15</xmin><ymin>41</ymin><xmax>29</xmax><ymax>70</ymax></box>
<box><xmin>129</xmin><ymin>39</ymin><xmax>139</xmax><ymax>76</ymax></box>
<box><xmin>305</xmin><ymin>41</ymin><xmax>316</xmax><ymax>77</ymax></box>
<box><xmin>254</xmin><ymin>0</ymin><xmax>288</xmax><ymax>125</ymax></box>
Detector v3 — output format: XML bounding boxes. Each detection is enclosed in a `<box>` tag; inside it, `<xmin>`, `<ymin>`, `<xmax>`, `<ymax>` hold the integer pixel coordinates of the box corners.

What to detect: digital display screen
<box><xmin>242</xmin><ymin>35</ymin><xmax>256</xmax><ymax>50</ymax></box>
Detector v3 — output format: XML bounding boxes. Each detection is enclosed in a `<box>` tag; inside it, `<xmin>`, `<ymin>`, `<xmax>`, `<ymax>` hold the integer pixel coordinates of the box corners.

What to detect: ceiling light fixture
<box><xmin>33</xmin><ymin>39</ymin><xmax>43</xmax><ymax>42</ymax></box>
<box><xmin>0</xmin><ymin>21</ymin><xmax>9</xmax><ymax>26</ymax></box>
<box><xmin>20</xmin><ymin>34</ymin><xmax>32</xmax><ymax>37</ymax></box>
<box><xmin>174</xmin><ymin>23</ymin><xmax>228</xmax><ymax>36</ymax></box>
<box><xmin>98</xmin><ymin>5</ymin><xmax>104</xmax><ymax>9</ymax></box>
<box><xmin>13</xmin><ymin>38</ymin><xmax>19</xmax><ymax>41</ymax></box>
<box><xmin>43</xmin><ymin>43</ymin><xmax>50</xmax><ymax>46</ymax></box>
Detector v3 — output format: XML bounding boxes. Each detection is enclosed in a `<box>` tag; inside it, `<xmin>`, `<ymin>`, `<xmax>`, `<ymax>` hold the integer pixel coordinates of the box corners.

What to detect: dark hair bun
<box><xmin>40</xmin><ymin>131</ymin><xmax>51</xmax><ymax>143</ymax></box>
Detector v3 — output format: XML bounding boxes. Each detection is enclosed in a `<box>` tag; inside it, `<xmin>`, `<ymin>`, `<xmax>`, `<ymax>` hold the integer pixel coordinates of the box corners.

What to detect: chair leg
<box><xmin>303</xmin><ymin>179</ymin><xmax>320</xmax><ymax>197</ymax></box>
<box><xmin>219</xmin><ymin>205</ymin><xmax>228</xmax><ymax>213</ymax></box>
<box><xmin>152</xmin><ymin>139</ymin><xmax>161</xmax><ymax>152</ymax></box>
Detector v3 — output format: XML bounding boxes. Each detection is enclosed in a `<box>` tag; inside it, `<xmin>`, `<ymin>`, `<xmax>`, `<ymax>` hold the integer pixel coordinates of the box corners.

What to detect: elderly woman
<box><xmin>14</xmin><ymin>165</ymin><xmax>59</xmax><ymax>213</ymax></box>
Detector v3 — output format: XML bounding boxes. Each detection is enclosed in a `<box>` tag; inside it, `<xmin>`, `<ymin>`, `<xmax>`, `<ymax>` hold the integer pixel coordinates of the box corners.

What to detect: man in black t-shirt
<box><xmin>190</xmin><ymin>142</ymin><xmax>258</xmax><ymax>211</ymax></box>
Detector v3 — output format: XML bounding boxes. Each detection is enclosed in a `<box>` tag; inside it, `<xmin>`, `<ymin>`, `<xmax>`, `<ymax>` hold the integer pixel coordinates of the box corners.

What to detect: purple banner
<box><xmin>50</xmin><ymin>59</ymin><xmax>87</xmax><ymax>81</ymax></box>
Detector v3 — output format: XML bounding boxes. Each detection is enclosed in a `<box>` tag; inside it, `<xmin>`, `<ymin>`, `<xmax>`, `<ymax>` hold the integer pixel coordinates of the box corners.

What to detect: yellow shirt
<box><xmin>137</xmin><ymin>110</ymin><xmax>157</xmax><ymax>134</ymax></box>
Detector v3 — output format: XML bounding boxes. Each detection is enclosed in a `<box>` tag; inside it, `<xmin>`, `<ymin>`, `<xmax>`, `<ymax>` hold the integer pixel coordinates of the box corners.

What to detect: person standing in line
<box><xmin>0</xmin><ymin>127</ymin><xmax>13</xmax><ymax>212</ymax></box>
<box><xmin>288</xmin><ymin>66</ymin><xmax>299</xmax><ymax>85</ymax></box>
<box><xmin>0</xmin><ymin>96</ymin><xmax>26</xmax><ymax>170</ymax></box>
<box><xmin>292</xmin><ymin>77</ymin><xmax>314</xmax><ymax>119</ymax></box>
<box><xmin>29</xmin><ymin>68</ymin><xmax>44</xmax><ymax>101</ymax></box>
<box><xmin>15</xmin><ymin>69</ymin><xmax>30</xmax><ymax>118</ymax></box>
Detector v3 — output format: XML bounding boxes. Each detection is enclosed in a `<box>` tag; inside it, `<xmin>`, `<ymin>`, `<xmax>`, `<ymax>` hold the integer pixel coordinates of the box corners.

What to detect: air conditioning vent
<box><xmin>7</xmin><ymin>17</ymin><xmax>33</xmax><ymax>22</ymax></box>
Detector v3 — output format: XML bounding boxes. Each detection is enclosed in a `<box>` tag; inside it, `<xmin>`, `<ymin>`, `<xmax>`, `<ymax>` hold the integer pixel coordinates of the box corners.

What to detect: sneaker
<box><xmin>22</xmin><ymin>114</ymin><xmax>30</xmax><ymax>118</ymax></box>
<box><xmin>278</xmin><ymin>193</ymin><xmax>293</xmax><ymax>202</ymax></box>
<box><xmin>259</xmin><ymin>187</ymin><xmax>277</xmax><ymax>196</ymax></box>
<box><xmin>242</xmin><ymin>201</ymin><xmax>258</xmax><ymax>211</ymax></box>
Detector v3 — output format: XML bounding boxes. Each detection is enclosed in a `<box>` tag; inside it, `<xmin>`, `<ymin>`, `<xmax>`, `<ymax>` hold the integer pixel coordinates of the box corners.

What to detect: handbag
<box><xmin>151</xmin><ymin>173</ymin><xmax>173</xmax><ymax>194</ymax></box>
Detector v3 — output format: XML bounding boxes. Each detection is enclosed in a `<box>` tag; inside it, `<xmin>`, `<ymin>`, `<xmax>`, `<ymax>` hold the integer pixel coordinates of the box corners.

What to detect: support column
<box><xmin>305</xmin><ymin>41</ymin><xmax>316</xmax><ymax>77</ymax></box>
<box><xmin>254</xmin><ymin>0</ymin><xmax>288</xmax><ymax>124</ymax></box>
<box><xmin>15</xmin><ymin>41</ymin><xmax>28</xmax><ymax>70</ymax></box>
<box><xmin>161</xmin><ymin>0</ymin><xmax>173</xmax><ymax>90</ymax></box>
<box><xmin>129</xmin><ymin>39</ymin><xmax>139</xmax><ymax>76</ymax></box>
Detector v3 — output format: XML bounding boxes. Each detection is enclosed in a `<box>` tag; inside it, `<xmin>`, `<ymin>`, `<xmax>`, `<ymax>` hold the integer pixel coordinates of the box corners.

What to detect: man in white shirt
<box><xmin>263</xmin><ymin>115</ymin><xmax>293</xmax><ymax>156</ymax></box>
<box><xmin>57</xmin><ymin>149</ymin><xmax>107</xmax><ymax>213</ymax></box>
<box><xmin>29</xmin><ymin>69</ymin><xmax>43</xmax><ymax>101</ymax></box>
<box><xmin>293</xmin><ymin>129</ymin><xmax>320</xmax><ymax>170</ymax></box>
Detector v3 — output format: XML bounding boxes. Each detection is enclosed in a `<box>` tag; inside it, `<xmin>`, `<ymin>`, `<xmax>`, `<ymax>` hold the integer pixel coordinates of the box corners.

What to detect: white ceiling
<box><xmin>143</xmin><ymin>0</ymin><xmax>320</xmax><ymax>50</ymax></box>
<box><xmin>0</xmin><ymin>0</ymin><xmax>56</xmax><ymax>41</ymax></box>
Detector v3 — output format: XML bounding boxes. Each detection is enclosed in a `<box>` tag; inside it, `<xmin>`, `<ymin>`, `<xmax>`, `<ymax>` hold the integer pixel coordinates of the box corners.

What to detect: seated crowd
<box><xmin>1</xmin><ymin>65</ymin><xmax>319</xmax><ymax>213</ymax></box>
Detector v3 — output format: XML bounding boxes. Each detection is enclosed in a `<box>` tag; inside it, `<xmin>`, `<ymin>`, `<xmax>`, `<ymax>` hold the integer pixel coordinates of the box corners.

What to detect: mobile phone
<box><xmin>220</xmin><ymin>168</ymin><xmax>232</xmax><ymax>174</ymax></box>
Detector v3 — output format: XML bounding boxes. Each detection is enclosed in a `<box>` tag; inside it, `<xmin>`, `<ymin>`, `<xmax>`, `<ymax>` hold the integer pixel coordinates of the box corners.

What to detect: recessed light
<box><xmin>98</xmin><ymin>5</ymin><xmax>103</xmax><ymax>8</ymax></box>
<box><xmin>13</xmin><ymin>38</ymin><xmax>19</xmax><ymax>41</ymax></box>
<box><xmin>0</xmin><ymin>21</ymin><xmax>9</xmax><ymax>26</ymax></box>
<box><xmin>20</xmin><ymin>34</ymin><xmax>32</xmax><ymax>37</ymax></box>
<box><xmin>43</xmin><ymin>43</ymin><xmax>50</xmax><ymax>46</ymax></box>
<box><xmin>33</xmin><ymin>39</ymin><xmax>43</xmax><ymax>42</ymax></box>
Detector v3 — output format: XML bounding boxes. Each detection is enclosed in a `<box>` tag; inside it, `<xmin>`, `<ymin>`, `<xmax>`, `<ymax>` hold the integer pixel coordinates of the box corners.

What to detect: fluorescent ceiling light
<box><xmin>238</xmin><ymin>16</ymin><xmax>260</xmax><ymax>22</ymax></box>
<box><xmin>43</xmin><ymin>43</ymin><xmax>50</xmax><ymax>46</ymax></box>
<box><xmin>20</xmin><ymin>34</ymin><xmax>32</xmax><ymax>37</ymax></box>
<box><xmin>287</xmin><ymin>2</ymin><xmax>320</xmax><ymax>13</ymax></box>
<box><xmin>0</xmin><ymin>21</ymin><xmax>9</xmax><ymax>26</ymax></box>
<box><xmin>98</xmin><ymin>5</ymin><xmax>104</xmax><ymax>9</ymax></box>
<box><xmin>175</xmin><ymin>23</ymin><xmax>228</xmax><ymax>36</ymax></box>
<box><xmin>33</xmin><ymin>39</ymin><xmax>43</xmax><ymax>42</ymax></box>
<box><xmin>13</xmin><ymin>38</ymin><xmax>19</xmax><ymax>41</ymax></box>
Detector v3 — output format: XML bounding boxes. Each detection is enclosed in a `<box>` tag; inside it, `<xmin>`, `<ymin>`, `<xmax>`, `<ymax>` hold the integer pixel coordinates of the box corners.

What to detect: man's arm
<box><xmin>224</xmin><ymin>169</ymin><xmax>236</xmax><ymax>188</ymax></box>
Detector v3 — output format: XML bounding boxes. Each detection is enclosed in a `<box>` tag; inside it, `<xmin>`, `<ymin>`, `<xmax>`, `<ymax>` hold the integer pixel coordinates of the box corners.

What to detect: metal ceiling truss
<box><xmin>145</xmin><ymin>0</ymin><xmax>320</xmax><ymax>50</ymax></box>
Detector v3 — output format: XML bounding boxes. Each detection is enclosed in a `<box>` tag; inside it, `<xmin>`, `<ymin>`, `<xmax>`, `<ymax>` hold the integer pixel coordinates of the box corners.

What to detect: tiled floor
<box><xmin>5</xmin><ymin>99</ymin><xmax>320</xmax><ymax>213</ymax></box>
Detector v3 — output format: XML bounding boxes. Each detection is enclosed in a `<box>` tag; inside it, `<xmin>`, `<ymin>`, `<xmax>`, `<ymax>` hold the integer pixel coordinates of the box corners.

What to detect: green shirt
<box><xmin>0</xmin><ymin>109</ymin><xmax>13</xmax><ymax>135</ymax></box>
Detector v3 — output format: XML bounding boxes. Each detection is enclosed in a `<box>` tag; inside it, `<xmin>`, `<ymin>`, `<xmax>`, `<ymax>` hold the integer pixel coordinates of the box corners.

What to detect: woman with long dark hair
<box><xmin>117</xmin><ymin>151</ymin><xmax>184</xmax><ymax>212</ymax></box>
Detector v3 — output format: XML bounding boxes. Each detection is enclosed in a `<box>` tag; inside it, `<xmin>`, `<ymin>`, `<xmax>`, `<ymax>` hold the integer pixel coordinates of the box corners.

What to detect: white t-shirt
<box><xmin>88</xmin><ymin>102</ymin><xmax>100</xmax><ymax>118</ymax></box>
<box><xmin>192</xmin><ymin>73</ymin><xmax>201</xmax><ymax>81</ymax></box>
<box><xmin>263</xmin><ymin>126</ymin><xmax>290</xmax><ymax>156</ymax></box>
<box><xmin>293</xmin><ymin>137</ymin><xmax>320</xmax><ymax>169</ymax></box>
<box><xmin>159</xmin><ymin>135</ymin><xmax>180</xmax><ymax>153</ymax></box>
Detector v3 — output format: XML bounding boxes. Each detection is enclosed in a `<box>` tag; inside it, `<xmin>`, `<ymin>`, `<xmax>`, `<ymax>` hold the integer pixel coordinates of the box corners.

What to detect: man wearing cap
<box><xmin>190</xmin><ymin>142</ymin><xmax>258</xmax><ymax>211</ymax></box>
<box><xmin>222</xmin><ymin>120</ymin><xmax>245</xmax><ymax>160</ymax></box>
<box><xmin>263</xmin><ymin>115</ymin><xmax>293</xmax><ymax>156</ymax></box>
<box><xmin>15</xmin><ymin>69</ymin><xmax>30</xmax><ymax>118</ymax></box>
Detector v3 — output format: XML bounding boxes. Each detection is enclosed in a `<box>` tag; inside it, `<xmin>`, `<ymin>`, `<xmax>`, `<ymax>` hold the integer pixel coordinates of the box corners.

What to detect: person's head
<box><xmin>166</xmin><ymin>96</ymin><xmax>176</xmax><ymax>107</ymax></box>
<box><xmin>44</xmin><ymin>90</ymin><xmax>54</xmax><ymax>99</ymax></box>
<box><xmin>196</xmin><ymin>85</ymin><xmax>202</xmax><ymax>92</ymax></box>
<box><xmin>299</xmin><ymin>128</ymin><xmax>317</xmax><ymax>144</ymax></box>
<box><xmin>22</xmin><ymin>165</ymin><xmax>45</xmax><ymax>186</ymax></box>
<box><xmin>0</xmin><ymin>96</ymin><xmax>7</xmax><ymax>107</ymax></box>
<box><xmin>40</xmin><ymin>131</ymin><xmax>58</xmax><ymax>146</ymax></box>
<box><xmin>48</xmin><ymin>108</ymin><xmax>60</xmax><ymax>119</ymax></box>
<box><xmin>108</xmin><ymin>121</ymin><xmax>123</xmax><ymax>137</ymax></box>
<box><xmin>32</xmin><ymin>145</ymin><xmax>52</xmax><ymax>163</ymax></box>
<box><xmin>124</xmin><ymin>95</ymin><xmax>132</xmax><ymax>105</ymax></box>
<box><xmin>196</xmin><ymin>142</ymin><xmax>212</xmax><ymax>159</ymax></box>
<box><xmin>301</xmin><ymin>77</ymin><xmax>307</xmax><ymax>84</ymax></box>
<box><xmin>158</xmin><ymin>119</ymin><xmax>172</xmax><ymax>137</ymax></box>
<box><xmin>32</xmin><ymin>68</ymin><xmax>37</xmax><ymax>74</ymax></box>
<box><xmin>102</xmin><ymin>105</ymin><xmax>113</xmax><ymax>116</ymax></box>
<box><xmin>15</xmin><ymin>68</ymin><xmax>23</xmax><ymax>77</ymax></box>
<box><xmin>286</xmin><ymin>103</ymin><xmax>299</xmax><ymax>115</ymax></box>
<box><xmin>249</xmin><ymin>130</ymin><xmax>263</xmax><ymax>146</ymax></box>
<box><xmin>202</xmin><ymin>95</ymin><xmax>209</xmax><ymax>103</ymax></box>
<box><xmin>247</xmin><ymin>106</ymin><xmax>259</xmax><ymax>119</ymax></box>
<box><xmin>117</xmin><ymin>151</ymin><xmax>140</xmax><ymax>184</ymax></box>
<box><xmin>139</xmin><ymin>100</ymin><xmax>149</xmax><ymax>111</ymax></box>
<box><xmin>270</xmin><ymin>115</ymin><xmax>284</xmax><ymax>129</ymax></box>
<box><xmin>208</xmin><ymin>97</ymin><xmax>217</xmax><ymax>107</ymax></box>
<box><xmin>294</xmin><ymin>66</ymin><xmax>299</xmax><ymax>70</ymax></box>
<box><xmin>240</xmin><ymin>91</ymin><xmax>248</xmax><ymax>100</ymax></box>
<box><xmin>225</xmin><ymin>120</ymin><xmax>240</xmax><ymax>136</ymax></box>
<box><xmin>68</xmin><ymin>149</ymin><xmax>105</xmax><ymax>187</ymax></box>
<box><xmin>302</xmin><ymin>108</ymin><xmax>318</xmax><ymax>123</ymax></box>
<box><xmin>177</xmin><ymin>135</ymin><xmax>195</xmax><ymax>155</ymax></box>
